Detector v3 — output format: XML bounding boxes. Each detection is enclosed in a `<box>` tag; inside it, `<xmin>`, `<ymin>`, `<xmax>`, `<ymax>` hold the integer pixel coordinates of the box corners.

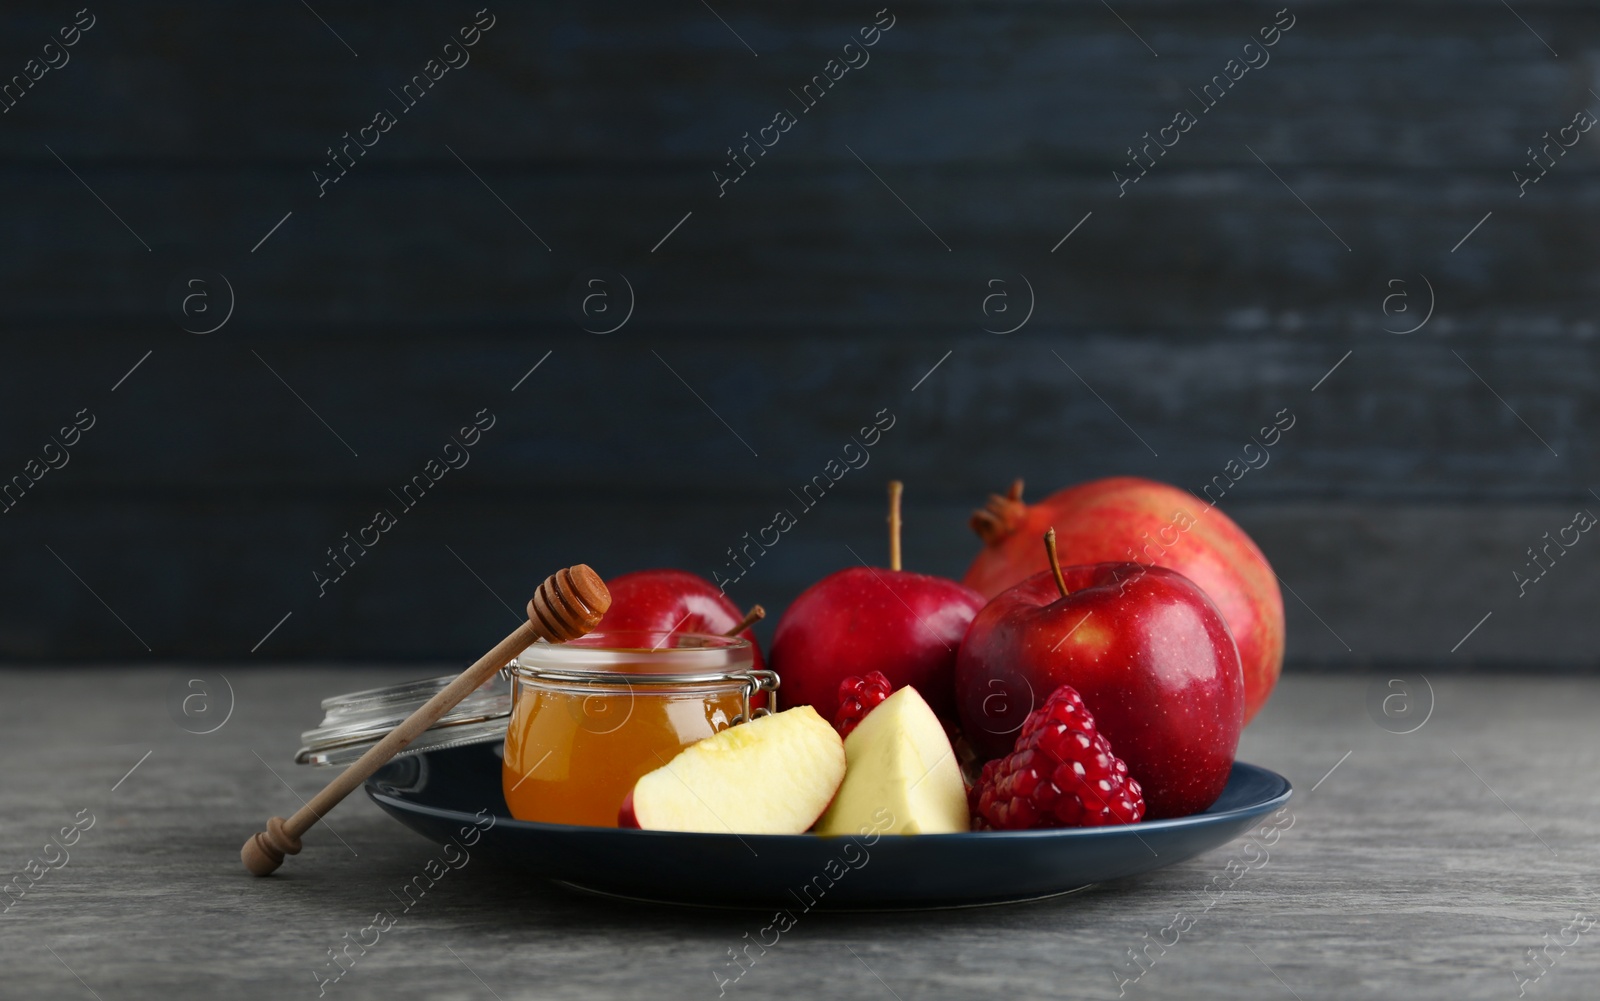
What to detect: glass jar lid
<box><xmin>295</xmin><ymin>671</ymin><xmax>511</xmax><ymax>767</ymax></box>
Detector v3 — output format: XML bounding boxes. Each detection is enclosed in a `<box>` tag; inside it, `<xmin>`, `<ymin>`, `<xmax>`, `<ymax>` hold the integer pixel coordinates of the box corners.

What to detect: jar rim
<box><xmin>512</xmin><ymin>665</ymin><xmax>778</xmax><ymax>690</ymax></box>
<box><xmin>511</xmin><ymin>630</ymin><xmax>754</xmax><ymax>675</ymax></box>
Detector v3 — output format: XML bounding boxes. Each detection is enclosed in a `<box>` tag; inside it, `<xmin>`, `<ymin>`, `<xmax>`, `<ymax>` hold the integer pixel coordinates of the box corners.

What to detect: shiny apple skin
<box><xmin>963</xmin><ymin>476</ymin><xmax>1283</xmax><ymax>725</ymax></box>
<box><xmin>596</xmin><ymin>569</ymin><xmax>764</xmax><ymax>671</ymax></box>
<box><xmin>956</xmin><ymin>562</ymin><xmax>1244</xmax><ymax>819</ymax></box>
<box><xmin>770</xmin><ymin>567</ymin><xmax>984</xmax><ymax>721</ymax></box>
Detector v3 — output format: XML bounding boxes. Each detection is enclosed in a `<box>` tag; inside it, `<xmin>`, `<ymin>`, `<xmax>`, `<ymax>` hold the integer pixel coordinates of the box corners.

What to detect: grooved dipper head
<box><xmin>528</xmin><ymin>564</ymin><xmax>610</xmax><ymax>641</ymax></box>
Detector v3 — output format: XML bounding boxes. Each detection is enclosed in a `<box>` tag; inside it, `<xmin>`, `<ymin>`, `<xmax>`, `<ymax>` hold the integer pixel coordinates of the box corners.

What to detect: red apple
<box><xmin>956</xmin><ymin>531</ymin><xmax>1245</xmax><ymax>819</ymax></box>
<box><xmin>964</xmin><ymin>477</ymin><xmax>1283</xmax><ymax>724</ymax></box>
<box><xmin>771</xmin><ymin>483</ymin><xmax>985</xmax><ymax>722</ymax></box>
<box><xmin>597</xmin><ymin>568</ymin><xmax>765</xmax><ymax>671</ymax></box>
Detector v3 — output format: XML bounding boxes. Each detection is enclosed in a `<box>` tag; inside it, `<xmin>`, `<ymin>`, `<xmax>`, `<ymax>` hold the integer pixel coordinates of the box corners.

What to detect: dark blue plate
<box><xmin>365</xmin><ymin>744</ymin><xmax>1291</xmax><ymax>910</ymax></box>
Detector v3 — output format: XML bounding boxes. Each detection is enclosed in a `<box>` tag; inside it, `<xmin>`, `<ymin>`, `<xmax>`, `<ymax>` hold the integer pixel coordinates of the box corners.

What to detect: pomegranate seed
<box><xmin>974</xmin><ymin>685</ymin><xmax>1145</xmax><ymax>830</ymax></box>
<box><xmin>833</xmin><ymin>671</ymin><xmax>895</xmax><ymax>738</ymax></box>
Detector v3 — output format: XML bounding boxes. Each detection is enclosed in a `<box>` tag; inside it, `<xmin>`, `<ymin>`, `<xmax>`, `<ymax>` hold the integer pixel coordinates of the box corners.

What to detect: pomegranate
<box><xmin>963</xmin><ymin>477</ymin><xmax>1283</xmax><ymax>724</ymax></box>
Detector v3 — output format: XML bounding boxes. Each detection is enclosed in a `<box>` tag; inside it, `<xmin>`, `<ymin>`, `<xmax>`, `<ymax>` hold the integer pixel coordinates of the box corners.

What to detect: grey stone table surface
<box><xmin>1</xmin><ymin>666</ymin><xmax>1596</xmax><ymax>1001</ymax></box>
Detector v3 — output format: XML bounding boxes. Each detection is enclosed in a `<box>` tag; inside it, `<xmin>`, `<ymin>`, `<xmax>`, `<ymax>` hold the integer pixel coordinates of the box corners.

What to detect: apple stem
<box><xmin>888</xmin><ymin>480</ymin><xmax>904</xmax><ymax>572</ymax></box>
<box><xmin>723</xmin><ymin>605</ymin><xmax>765</xmax><ymax>636</ymax></box>
<box><xmin>1044</xmin><ymin>528</ymin><xmax>1070</xmax><ymax>599</ymax></box>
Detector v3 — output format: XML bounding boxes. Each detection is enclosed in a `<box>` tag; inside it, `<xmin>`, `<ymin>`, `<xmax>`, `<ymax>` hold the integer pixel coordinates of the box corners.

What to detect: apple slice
<box><xmin>619</xmin><ymin>706</ymin><xmax>845</xmax><ymax>834</ymax></box>
<box><xmin>816</xmin><ymin>686</ymin><xmax>969</xmax><ymax>836</ymax></box>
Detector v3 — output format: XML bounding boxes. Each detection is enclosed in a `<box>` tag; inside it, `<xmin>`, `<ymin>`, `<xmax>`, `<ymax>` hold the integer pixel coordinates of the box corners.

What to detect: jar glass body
<box><xmin>502</xmin><ymin>631</ymin><xmax>775</xmax><ymax>827</ymax></box>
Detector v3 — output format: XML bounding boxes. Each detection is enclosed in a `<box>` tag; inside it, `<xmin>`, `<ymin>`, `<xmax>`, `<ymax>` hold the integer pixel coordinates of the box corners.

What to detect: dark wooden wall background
<box><xmin>2</xmin><ymin>1</ymin><xmax>1596</xmax><ymax>668</ymax></box>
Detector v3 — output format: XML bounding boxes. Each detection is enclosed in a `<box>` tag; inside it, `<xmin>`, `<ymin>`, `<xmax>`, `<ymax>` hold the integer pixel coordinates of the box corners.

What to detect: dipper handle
<box><xmin>242</xmin><ymin>564</ymin><xmax>610</xmax><ymax>876</ymax></box>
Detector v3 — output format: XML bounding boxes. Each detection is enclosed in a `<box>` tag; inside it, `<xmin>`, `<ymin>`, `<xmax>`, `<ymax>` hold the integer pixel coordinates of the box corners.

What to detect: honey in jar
<box><xmin>502</xmin><ymin>631</ymin><xmax>775</xmax><ymax>827</ymax></box>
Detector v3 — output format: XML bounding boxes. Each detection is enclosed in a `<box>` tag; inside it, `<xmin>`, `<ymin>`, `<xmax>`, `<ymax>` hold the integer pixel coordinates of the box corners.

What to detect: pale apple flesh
<box><xmin>619</xmin><ymin>706</ymin><xmax>846</xmax><ymax>835</ymax></box>
<box><xmin>817</xmin><ymin>686</ymin><xmax>970</xmax><ymax>836</ymax></box>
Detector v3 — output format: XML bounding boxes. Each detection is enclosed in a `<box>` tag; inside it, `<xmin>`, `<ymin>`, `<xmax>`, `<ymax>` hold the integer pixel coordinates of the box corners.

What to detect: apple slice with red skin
<box><xmin>771</xmin><ymin>482</ymin><xmax>985</xmax><ymax>722</ymax></box>
<box><xmin>619</xmin><ymin>706</ymin><xmax>845</xmax><ymax>834</ymax></box>
<box><xmin>956</xmin><ymin>531</ymin><xmax>1245</xmax><ymax>819</ymax></box>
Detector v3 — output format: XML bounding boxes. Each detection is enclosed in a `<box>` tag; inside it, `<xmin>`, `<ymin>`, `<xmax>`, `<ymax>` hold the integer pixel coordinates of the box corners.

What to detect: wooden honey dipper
<box><xmin>241</xmin><ymin>564</ymin><xmax>611</xmax><ymax>876</ymax></box>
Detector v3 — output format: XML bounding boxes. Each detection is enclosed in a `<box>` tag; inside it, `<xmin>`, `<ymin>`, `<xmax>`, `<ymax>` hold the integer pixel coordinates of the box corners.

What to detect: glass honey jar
<box><xmin>502</xmin><ymin>631</ymin><xmax>777</xmax><ymax>827</ymax></box>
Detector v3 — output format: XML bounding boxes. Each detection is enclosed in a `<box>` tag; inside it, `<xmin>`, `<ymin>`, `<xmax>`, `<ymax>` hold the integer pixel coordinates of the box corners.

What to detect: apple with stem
<box><xmin>956</xmin><ymin>529</ymin><xmax>1244</xmax><ymax>819</ymax></box>
<box><xmin>597</xmin><ymin>568</ymin><xmax>766</xmax><ymax>669</ymax></box>
<box><xmin>963</xmin><ymin>476</ymin><xmax>1283</xmax><ymax>724</ymax></box>
<box><xmin>770</xmin><ymin>482</ymin><xmax>985</xmax><ymax>722</ymax></box>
